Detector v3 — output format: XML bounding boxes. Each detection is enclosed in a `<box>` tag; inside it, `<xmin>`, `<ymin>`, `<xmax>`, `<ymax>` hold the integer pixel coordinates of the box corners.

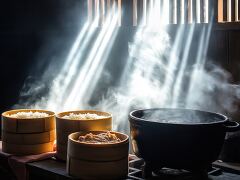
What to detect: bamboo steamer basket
<box><xmin>1</xmin><ymin>109</ymin><xmax>56</xmax><ymax>155</ymax></box>
<box><xmin>55</xmin><ymin>110</ymin><xmax>112</xmax><ymax>161</ymax></box>
<box><xmin>67</xmin><ymin>131</ymin><xmax>129</xmax><ymax>179</ymax></box>
<box><xmin>2</xmin><ymin>109</ymin><xmax>55</xmax><ymax>133</ymax></box>
<box><xmin>56</xmin><ymin>143</ymin><xmax>67</xmax><ymax>161</ymax></box>
<box><xmin>2</xmin><ymin>141</ymin><xmax>55</xmax><ymax>155</ymax></box>
<box><xmin>2</xmin><ymin>129</ymin><xmax>56</xmax><ymax>145</ymax></box>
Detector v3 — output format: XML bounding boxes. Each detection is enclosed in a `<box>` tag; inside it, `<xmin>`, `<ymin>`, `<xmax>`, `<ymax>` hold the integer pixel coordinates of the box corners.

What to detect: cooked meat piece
<box><xmin>78</xmin><ymin>132</ymin><xmax>121</xmax><ymax>144</ymax></box>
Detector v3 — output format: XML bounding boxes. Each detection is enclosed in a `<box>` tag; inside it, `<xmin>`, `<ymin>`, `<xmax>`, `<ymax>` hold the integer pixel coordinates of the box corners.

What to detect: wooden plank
<box><xmin>218</xmin><ymin>0</ymin><xmax>224</xmax><ymax>22</ymax></box>
<box><xmin>133</xmin><ymin>0</ymin><xmax>137</xmax><ymax>26</ymax></box>
<box><xmin>196</xmin><ymin>0</ymin><xmax>201</xmax><ymax>23</ymax></box>
<box><xmin>235</xmin><ymin>0</ymin><xmax>239</xmax><ymax>21</ymax></box>
<box><xmin>213</xmin><ymin>21</ymin><xmax>240</xmax><ymax>30</ymax></box>
<box><xmin>203</xmin><ymin>0</ymin><xmax>209</xmax><ymax>23</ymax></box>
<box><xmin>227</xmin><ymin>0</ymin><xmax>232</xmax><ymax>22</ymax></box>
<box><xmin>99</xmin><ymin>0</ymin><xmax>105</xmax><ymax>25</ymax></box>
<box><xmin>117</xmin><ymin>0</ymin><xmax>122</xmax><ymax>26</ymax></box>
<box><xmin>239</xmin><ymin>0</ymin><xmax>240</xmax><ymax>20</ymax></box>
<box><xmin>169</xmin><ymin>0</ymin><xmax>178</xmax><ymax>24</ymax></box>
<box><xmin>166</xmin><ymin>22</ymin><xmax>240</xmax><ymax>29</ymax></box>
<box><xmin>146</xmin><ymin>0</ymin><xmax>151</xmax><ymax>25</ymax></box>
<box><xmin>160</xmin><ymin>0</ymin><xmax>172</xmax><ymax>24</ymax></box>
<box><xmin>173</xmin><ymin>0</ymin><xmax>177</xmax><ymax>24</ymax></box>
<box><xmin>169</xmin><ymin>0</ymin><xmax>174</xmax><ymax>24</ymax></box>
<box><xmin>164</xmin><ymin>0</ymin><xmax>170</xmax><ymax>24</ymax></box>
<box><xmin>187</xmin><ymin>0</ymin><xmax>192</xmax><ymax>23</ymax></box>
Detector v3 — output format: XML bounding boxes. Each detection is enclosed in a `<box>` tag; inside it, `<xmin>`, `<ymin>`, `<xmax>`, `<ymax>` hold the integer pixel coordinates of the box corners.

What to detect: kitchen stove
<box><xmin>26</xmin><ymin>154</ymin><xmax>240</xmax><ymax>180</ymax></box>
<box><xmin>128</xmin><ymin>156</ymin><xmax>240</xmax><ymax>180</ymax></box>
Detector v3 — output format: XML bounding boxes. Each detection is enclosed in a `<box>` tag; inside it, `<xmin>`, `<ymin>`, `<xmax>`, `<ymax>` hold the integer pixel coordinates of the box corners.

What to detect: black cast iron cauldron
<box><xmin>129</xmin><ymin>108</ymin><xmax>240</xmax><ymax>175</ymax></box>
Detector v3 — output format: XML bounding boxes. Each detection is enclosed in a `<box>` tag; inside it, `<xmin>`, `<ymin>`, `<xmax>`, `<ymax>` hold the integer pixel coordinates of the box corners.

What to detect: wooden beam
<box><xmin>227</xmin><ymin>0</ymin><xmax>232</xmax><ymax>22</ymax></box>
<box><xmin>217</xmin><ymin>0</ymin><xmax>223</xmax><ymax>22</ymax></box>
<box><xmin>117</xmin><ymin>0</ymin><xmax>122</xmax><ymax>26</ymax></box>
<box><xmin>133</xmin><ymin>0</ymin><xmax>137</xmax><ymax>26</ymax></box>
<box><xmin>188</xmin><ymin>0</ymin><xmax>192</xmax><ymax>23</ymax></box>
<box><xmin>235</xmin><ymin>0</ymin><xmax>239</xmax><ymax>21</ymax></box>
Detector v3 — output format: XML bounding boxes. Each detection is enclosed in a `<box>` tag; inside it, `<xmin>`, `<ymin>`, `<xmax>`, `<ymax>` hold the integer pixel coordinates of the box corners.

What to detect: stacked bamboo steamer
<box><xmin>67</xmin><ymin>131</ymin><xmax>129</xmax><ymax>179</ymax></box>
<box><xmin>55</xmin><ymin>110</ymin><xmax>112</xmax><ymax>161</ymax></box>
<box><xmin>1</xmin><ymin>109</ymin><xmax>56</xmax><ymax>155</ymax></box>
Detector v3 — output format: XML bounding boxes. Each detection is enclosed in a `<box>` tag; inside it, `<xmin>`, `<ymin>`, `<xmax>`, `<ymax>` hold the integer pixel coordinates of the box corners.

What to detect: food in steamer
<box><xmin>62</xmin><ymin>113</ymin><xmax>107</xmax><ymax>120</ymax></box>
<box><xmin>8</xmin><ymin>111</ymin><xmax>49</xmax><ymax>118</ymax></box>
<box><xmin>78</xmin><ymin>131</ymin><xmax>121</xmax><ymax>144</ymax></box>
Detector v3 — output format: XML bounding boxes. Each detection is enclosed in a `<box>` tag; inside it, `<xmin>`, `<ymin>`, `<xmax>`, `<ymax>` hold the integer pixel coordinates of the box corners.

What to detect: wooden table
<box><xmin>27</xmin><ymin>158</ymin><xmax>79</xmax><ymax>180</ymax></box>
<box><xmin>27</xmin><ymin>156</ymin><xmax>141</xmax><ymax>180</ymax></box>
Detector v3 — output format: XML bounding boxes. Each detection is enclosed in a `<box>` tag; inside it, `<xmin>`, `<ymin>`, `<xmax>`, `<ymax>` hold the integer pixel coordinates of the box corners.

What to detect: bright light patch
<box><xmin>186</xmin><ymin>22</ymin><xmax>213</xmax><ymax>107</ymax></box>
<box><xmin>26</xmin><ymin>2</ymin><xmax>218</xmax><ymax>132</ymax></box>
<box><xmin>171</xmin><ymin>24</ymin><xmax>195</xmax><ymax>107</ymax></box>
<box><xmin>45</xmin><ymin>8</ymin><xmax>119</xmax><ymax>111</ymax></box>
<box><xmin>46</xmin><ymin>19</ymin><xmax>99</xmax><ymax>111</ymax></box>
<box><xmin>63</xmin><ymin>11</ymin><xmax>119</xmax><ymax>110</ymax></box>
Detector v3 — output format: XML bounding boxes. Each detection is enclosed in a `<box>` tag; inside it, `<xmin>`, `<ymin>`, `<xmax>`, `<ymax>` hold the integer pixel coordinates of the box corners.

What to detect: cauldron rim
<box><xmin>129</xmin><ymin>108</ymin><xmax>228</xmax><ymax>125</ymax></box>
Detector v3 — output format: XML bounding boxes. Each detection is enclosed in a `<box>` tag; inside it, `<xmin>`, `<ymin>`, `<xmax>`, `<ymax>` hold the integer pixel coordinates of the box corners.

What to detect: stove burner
<box><xmin>128</xmin><ymin>156</ymin><xmax>223</xmax><ymax>180</ymax></box>
<box><xmin>142</xmin><ymin>162</ymin><xmax>211</xmax><ymax>179</ymax></box>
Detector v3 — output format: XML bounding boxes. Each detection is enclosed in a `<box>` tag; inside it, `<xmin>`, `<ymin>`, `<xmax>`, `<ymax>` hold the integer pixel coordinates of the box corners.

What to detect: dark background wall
<box><xmin>0</xmin><ymin>0</ymin><xmax>86</xmax><ymax>113</ymax></box>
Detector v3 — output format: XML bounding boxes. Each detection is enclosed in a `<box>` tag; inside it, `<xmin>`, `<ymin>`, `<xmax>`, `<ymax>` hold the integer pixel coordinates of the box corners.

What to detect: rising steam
<box><xmin>14</xmin><ymin>4</ymin><xmax>240</xmax><ymax>132</ymax></box>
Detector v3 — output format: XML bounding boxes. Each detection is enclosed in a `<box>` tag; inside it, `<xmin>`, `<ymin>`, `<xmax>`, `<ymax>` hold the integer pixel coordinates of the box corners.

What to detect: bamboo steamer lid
<box><xmin>2</xmin><ymin>141</ymin><xmax>55</xmax><ymax>155</ymax></box>
<box><xmin>2</xmin><ymin>130</ymin><xmax>56</xmax><ymax>145</ymax></box>
<box><xmin>56</xmin><ymin>110</ymin><xmax>112</xmax><ymax>132</ymax></box>
<box><xmin>55</xmin><ymin>110</ymin><xmax>112</xmax><ymax>161</ymax></box>
<box><xmin>67</xmin><ymin>131</ymin><xmax>129</xmax><ymax>179</ymax></box>
<box><xmin>2</xmin><ymin>109</ymin><xmax>55</xmax><ymax>133</ymax></box>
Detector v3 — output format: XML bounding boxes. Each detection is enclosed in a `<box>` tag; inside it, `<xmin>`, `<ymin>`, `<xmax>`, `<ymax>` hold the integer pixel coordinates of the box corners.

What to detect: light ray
<box><xmin>171</xmin><ymin>24</ymin><xmax>195</xmax><ymax>107</ymax></box>
<box><xmin>46</xmin><ymin>19</ymin><xmax>99</xmax><ymax>111</ymax></box>
<box><xmin>82</xmin><ymin>22</ymin><xmax>119</xmax><ymax>103</ymax></box>
<box><xmin>63</xmin><ymin>11</ymin><xmax>118</xmax><ymax>109</ymax></box>
<box><xmin>186</xmin><ymin>22</ymin><xmax>213</xmax><ymax>107</ymax></box>
<box><xmin>160</xmin><ymin>25</ymin><xmax>185</xmax><ymax>105</ymax></box>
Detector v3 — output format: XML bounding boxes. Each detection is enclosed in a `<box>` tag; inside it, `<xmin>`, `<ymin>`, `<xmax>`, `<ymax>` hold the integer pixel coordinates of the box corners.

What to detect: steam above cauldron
<box><xmin>13</xmin><ymin>2</ymin><xmax>240</xmax><ymax>133</ymax></box>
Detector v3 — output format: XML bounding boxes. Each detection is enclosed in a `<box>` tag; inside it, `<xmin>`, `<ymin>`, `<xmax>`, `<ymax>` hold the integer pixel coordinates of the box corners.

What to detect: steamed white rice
<box><xmin>62</xmin><ymin>113</ymin><xmax>107</xmax><ymax>120</ymax></box>
<box><xmin>8</xmin><ymin>111</ymin><xmax>49</xmax><ymax>118</ymax></box>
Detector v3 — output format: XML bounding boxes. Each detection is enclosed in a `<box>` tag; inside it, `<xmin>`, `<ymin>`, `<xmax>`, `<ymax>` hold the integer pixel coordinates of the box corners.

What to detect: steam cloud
<box><xmin>14</xmin><ymin>26</ymin><xmax>240</xmax><ymax>132</ymax></box>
